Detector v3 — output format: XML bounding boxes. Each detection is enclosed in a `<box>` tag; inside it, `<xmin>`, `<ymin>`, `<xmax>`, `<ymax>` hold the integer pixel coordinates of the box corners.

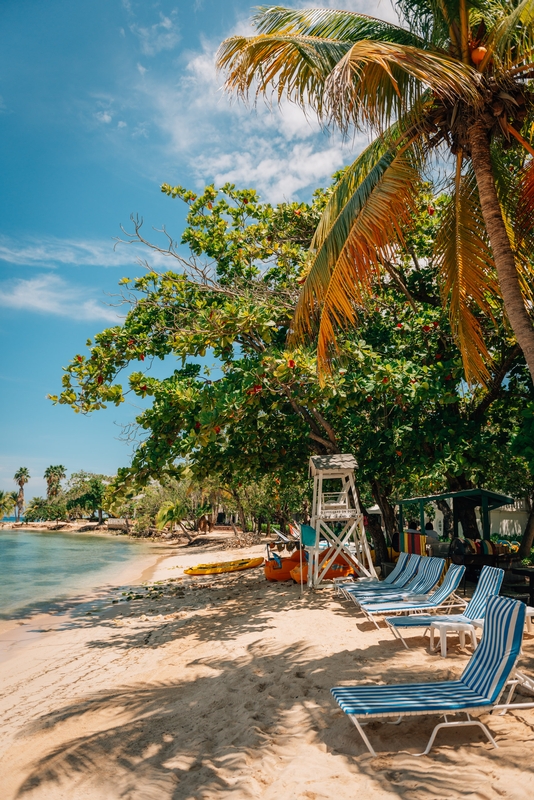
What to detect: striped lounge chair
<box><xmin>338</xmin><ymin>552</ymin><xmax>415</xmax><ymax>598</ymax></box>
<box><xmin>352</xmin><ymin>557</ymin><xmax>445</xmax><ymax>612</ymax></box>
<box><xmin>336</xmin><ymin>551</ymin><xmax>411</xmax><ymax>594</ymax></box>
<box><xmin>342</xmin><ymin>554</ymin><xmax>422</xmax><ymax>603</ymax></box>
<box><xmin>331</xmin><ymin>595</ymin><xmax>531</xmax><ymax>756</ymax></box>
<box><xmin>385</xmin><ymin>565</ymin><xmax>504</xmax><ymax>650</ymax></box>
<box><xmin>358</xmin><ymin>563</ymin><xmax>464</xmax><ymax>628</ymax></box>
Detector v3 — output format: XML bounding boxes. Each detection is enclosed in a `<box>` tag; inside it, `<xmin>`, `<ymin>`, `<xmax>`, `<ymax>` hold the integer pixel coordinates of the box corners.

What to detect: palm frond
<box><xmin>434</xmin><ymin>163</ymin><xmax>499</xmax><ymax>384</ymax></box>
<box><xmin>216</xmin><ymin>33</ymin><xmax>349</xmax><ymax>113</ymax></box>
<box><xmin>517</xmin><ymin>157</ymin><xmax>534</xmax><ymax>231</ymax></box>
<box><xmin>325</xmin><ymin>40</ymin><xmax>481</xmax><ymax>130</ymax></box>
<box><xmin>483</xmin><ymin>0</ymin><xmax>534</xmax><ymax>70</ymax></box>
<box><xmin>252</xmin><ymin>6</ymin><xmax>426</xmax><ymax>48</ymax></box>
<box><xmin>292</xmin><ymin>143</ymin><xmax>423</xmax><ymax>376</ymax></box>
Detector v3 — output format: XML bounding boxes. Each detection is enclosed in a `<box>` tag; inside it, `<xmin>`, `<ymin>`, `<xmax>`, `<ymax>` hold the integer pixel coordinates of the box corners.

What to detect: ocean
<box><xmin>0</xmin><ymin>528</ymin><xmax>158</xmax><ymax>618</ymax></box>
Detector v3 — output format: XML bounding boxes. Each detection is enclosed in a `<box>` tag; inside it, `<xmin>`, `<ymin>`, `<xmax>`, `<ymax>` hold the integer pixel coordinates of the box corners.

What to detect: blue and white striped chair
<box><xmin>336</xmin><ymin>552</ymin><xmax>411</xmax><ymax>596</ymax></box>
<box><xmin>331</xmin><ymin>596</ymin><xmax>530</xmax><ymax>756</ymax></box>
<box><xmin>353</xmin><ymin>557</ymin><xmax>445</xmax><ymax>615</ymax></box>
<box><xmin>342</xmin><ymin>554</ymin><xmax>422</xmax><ymax>603</ymax></box>
<box><xmin>385</xmin><ymin>565</ymin><xmax>504</xmax><ymax>650</ymax></box>
<box><xmin>359</xmin><ymin>562</ymin><xmax>463</xmax><ymax>628</ymax></box>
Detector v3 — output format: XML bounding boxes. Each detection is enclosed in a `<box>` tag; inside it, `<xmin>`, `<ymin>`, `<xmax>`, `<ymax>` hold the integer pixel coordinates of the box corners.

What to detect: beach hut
<box><xmin>308</xmin><ymin>455</ymin><xmax>377</xmax><ymax>588</ymax></box>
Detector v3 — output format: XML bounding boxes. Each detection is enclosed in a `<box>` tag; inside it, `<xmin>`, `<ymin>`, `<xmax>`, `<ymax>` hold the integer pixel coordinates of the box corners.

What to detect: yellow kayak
<box><xmin>184</xmin><ymin>557</ymin><xmax>264</xmax><ymax>576</ymax></box>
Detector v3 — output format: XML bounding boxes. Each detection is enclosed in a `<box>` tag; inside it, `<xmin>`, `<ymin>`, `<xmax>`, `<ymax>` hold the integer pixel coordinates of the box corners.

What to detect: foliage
<box><xmin>50</xmin><ymin>178</ymin><xmax>534</xmax><ymax>543</ymax></box>
<box><xmin>217</xmin><ymin>3</ymin><xmax>534</xmax><ymax>384</ymax></box>
<box><xmin>65</xmin><ymin>472</ymin><xmax>109</xmax><ymax>522</ymax></box>
<box><xmin>0</xmin><ymin>491</ymin><xmax>17</xmax><ymax>518</ymax></box>
<box><xmin>13</xmin><ymin>466</ymin><xmax>30</xmax><ymax>521</ymax></box>
<box><xmin>24</xmin><ymin>496</ymin><xmax>68</xmax><ymax>523</ymax></box>
<box><xmin>43</xmin><ymin>465</ymin><xmax>66</xmax><ymax>499</ymax></box>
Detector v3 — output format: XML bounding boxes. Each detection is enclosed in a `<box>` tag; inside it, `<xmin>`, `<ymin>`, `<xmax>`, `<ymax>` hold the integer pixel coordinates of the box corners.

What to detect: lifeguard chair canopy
<box><xmin>309</xmin><ymin>455</ymin><xmax>358</xmax><ymax>475</ymax></box>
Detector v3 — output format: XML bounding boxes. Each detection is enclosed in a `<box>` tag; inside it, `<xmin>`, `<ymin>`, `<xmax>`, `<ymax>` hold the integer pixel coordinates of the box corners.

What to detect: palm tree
<box><xmin>44</xmin><ymin>465</ymin><xmax>66</xmax><ymax>499</ymax></box>
<box><xmin>217</xmin><ymin>3</ymin><xmax>534</xmax><ymax>384</ymax></box>
<box><xmin>13</xmin><ymin>467</ymin><xmax>30</xmax><ymax>521</ymax></box>
<box><xmin>0</xmin><ymin>490</ymin><xmax>17</xmax><ymax>519</ymax></box>
<box><xmin>155</xmin><ymin>501</ymin><xmax>191</xmax><ymax>540</ymax></box>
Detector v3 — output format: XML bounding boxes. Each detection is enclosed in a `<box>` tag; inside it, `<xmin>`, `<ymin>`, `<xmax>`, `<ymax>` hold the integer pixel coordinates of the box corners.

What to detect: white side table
<box><xmin>429</xmin><ymin>621</ymin><xmax>478</xmax><ymax>658</ymax></box>
<box><xmin>525</xmin><ymin>606</ymin><xmax>534</xmax><ymax>633</ymax></box>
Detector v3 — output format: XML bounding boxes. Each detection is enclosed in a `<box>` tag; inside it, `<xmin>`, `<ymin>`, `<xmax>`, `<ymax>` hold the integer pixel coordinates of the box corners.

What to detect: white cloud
<box><xmin>136</xmin><ymin>37</ymin><xmax>365</xmax><ymax>202</ymax></box>
<box><xmin>0</xmin><ymin>274</ymin><xmax>121</xmax><ymax>322</ymax></box>
<box><xmin>137</xmin><ymin>63</ymin><xmax>147</xmax><ymax>76</ymax></box>
<box><xmin>95</xmin><ymin>110</ymin><xmax>112</xmax><ymax>124</ymax></box>
<box><xmin>130</xmin><ymin>13</ymin><xmax>180</xmax><ymax>56</ymax></box>
<box><xmin>117</xmin><ymin>120</ymin><xmax>127</xmax><ymax>128</ymax></box>
<box><xmin>0</xmin><ymin>235</ymin><xmax>134</xmax><ymax>268</ymax></box>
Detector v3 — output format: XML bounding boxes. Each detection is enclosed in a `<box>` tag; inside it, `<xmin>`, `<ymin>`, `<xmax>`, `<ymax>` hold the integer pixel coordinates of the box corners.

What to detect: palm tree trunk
<box><xmin>468</xmin><ymin>120</ymin><xmax>534</xmax><ymax>384</ymax></box>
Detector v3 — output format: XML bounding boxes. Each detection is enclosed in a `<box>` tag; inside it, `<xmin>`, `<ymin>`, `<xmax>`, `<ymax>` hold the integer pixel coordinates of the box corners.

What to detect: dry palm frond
<box><xmin>216</xmin><ymin>33</ymin><xmax>348</xmax><ymax>114</ymax></box>
<box><xmin>292</xmin><ymin>147</ymin><xmax>422</xmax><ymax>377</ymax></box>
<box><xmin>435</xmin><ymin>162</ymin><xmax>499</xmax><ymax>384</ymax></box>
<box><xmin>517</xmin><ymin>157</ymin><xmax>534</xmax><ymax>231</ymax></box>
<box><xmin>325</xmin><ymin>40</ymin><xmax>481</xmax><ymax>131</ymax></box>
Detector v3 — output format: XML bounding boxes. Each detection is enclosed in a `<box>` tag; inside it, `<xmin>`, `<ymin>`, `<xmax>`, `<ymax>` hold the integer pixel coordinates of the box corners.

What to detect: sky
<box><xmin>0</xmin><ymin>0</ymin><xmax>396</xmax><ymax>500</ymax></box>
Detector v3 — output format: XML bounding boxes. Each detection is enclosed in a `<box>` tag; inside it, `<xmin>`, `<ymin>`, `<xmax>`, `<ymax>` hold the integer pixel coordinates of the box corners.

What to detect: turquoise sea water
<box><xmin>0</xmin><ymin>529</ymin><xmax>157</xmax><ymax>618</ymax></box>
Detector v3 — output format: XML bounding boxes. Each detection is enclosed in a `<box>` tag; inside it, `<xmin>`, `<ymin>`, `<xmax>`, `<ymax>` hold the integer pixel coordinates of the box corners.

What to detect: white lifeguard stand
<box><xmin>308</xmin><ymin>454</ymin><xmax>377</xmax><ymax>588</ymax></box>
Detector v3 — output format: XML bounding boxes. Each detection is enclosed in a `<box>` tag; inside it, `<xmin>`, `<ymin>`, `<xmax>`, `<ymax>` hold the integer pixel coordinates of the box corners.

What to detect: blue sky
<box><xmin>0</xmin><ymin>0</ymin><xmax>392</xmax><ymax>500</ymax></box>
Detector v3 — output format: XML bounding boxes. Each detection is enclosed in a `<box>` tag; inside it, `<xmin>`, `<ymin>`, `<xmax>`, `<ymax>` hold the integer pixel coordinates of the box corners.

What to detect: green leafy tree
<box><xmin>65</xmin><ymin>471</ymin><xmax>109</xmax><ymax>523</ymax></box>
<box><xmin>50</xmin><ymin>179</ymin><xmax>533</xmax><ymax>552</ymax></box>
<box><xmin>217</xmin><ymin>3</ymin><xmax>534</xmax><ymax>384</ymax></box>
<box><xmin>13</xmin><ymin>467</ymin><xmax>30</xmax><ymax>521</ymax></box>
<box><xmin>24</xmin><ymin>496</ymin><xmax>68</xmax><ymax>524</ymax></box>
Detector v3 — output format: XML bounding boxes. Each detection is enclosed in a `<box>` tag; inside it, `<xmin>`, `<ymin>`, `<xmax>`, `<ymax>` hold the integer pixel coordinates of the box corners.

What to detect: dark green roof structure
<box><xmin>396</xmin><ymin>489</ymin><xmax>514</xmax><ymax>540</ymax></box>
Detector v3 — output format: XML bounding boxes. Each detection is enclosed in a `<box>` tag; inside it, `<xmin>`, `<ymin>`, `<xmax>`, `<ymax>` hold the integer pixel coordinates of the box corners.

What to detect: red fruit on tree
<box><xmin>445</xmin><ymin>374</ymin><xmax>452</xmax><ymax>381</ymax></box>
<box><xmin>140</xmin><ymin>385</ymin><xmax>147</xmax><ymax>391</ymax></box>
<box><xmin>366</xmin><ymin>396</ymin><xmax>373</xmax><ymax>402</ymax></box>
<box><xmin>428</xmin><ymin>206</ymin><xmax>435</xmax><ymax>215</ymax></box>
<box><xmin>435</xmin><ymin>354</ymin><xmax>442</xmax><ymax>360</ymax></box>
<box><xmin>140</xmin><ymin>354</ymin><xmax>145</xmax><ymax>361</ymax></box>
<box><xmin>195</xmin><ymin>422</ymin><xmax>201</xmax><ymax>430</ymax></box>
<box><xmin>433</xmin><ymin>321</ymin><xmax>439</xmax><ymax>328</ymax></box>
<box><xmin>423</xmin><ymin>325</ymin><xmax>431</xmax><ymax>332</ymax></box>
<box><xmin>295</xmin><ymin>210</ymin><xmax>301</xmax><ymax>216</ymax></box>
<box><xmin>396</xmin><ymin>450</ymin><xmax>402</xmax><ymax>456</ymax></box>
<box><xmin>77</xmin><ymin>355</ymin><xmax>83</xmax><ymax>363</ymax></box>
<box><xmin>382</xmin><ymin>377</ymin><xmax>389</xmax><ymax>383</ymax></box>
<box><xmin>396</xmin><ymin>323</ymin><xmax>403</xmax><ymax>328</ymax></box>
<box><xmin>97</xmin><ymin>375</ymin><xmax>103</xmax><ymax>385</ymax></box>
<box><xmin>287</xmin><ymin>359</ymin><xmax>296</xmax><ymax>369</ymax></box>
<box><xmin>242</xmin><ymin>198</ymin><xmax>248</xmax><ymax>204</ymax></box>
<box><xmin>214</xmin><ymin>425</ymin><xmax>221</xmax><ymax>434</ymax></box>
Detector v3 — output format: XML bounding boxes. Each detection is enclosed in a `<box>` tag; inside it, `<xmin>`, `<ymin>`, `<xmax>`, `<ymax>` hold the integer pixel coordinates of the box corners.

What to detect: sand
<box><xmin>1</xmin><ymin>541</ymin><xmax>534</xmax><ymax>800</ymax></box>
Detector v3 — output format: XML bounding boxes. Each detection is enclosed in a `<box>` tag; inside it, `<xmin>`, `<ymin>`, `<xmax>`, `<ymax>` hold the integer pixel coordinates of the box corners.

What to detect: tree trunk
<box><xmin>436</xmin><ymin>498</ymin><xmax>453</xmax><ymax>539</ymax></box>
<box><xmin>232</xmin><ymin>490</ymin><xmax>247</xmax><ymax>532</ymax></box>
<box><xmin>519</xmin><ymin>495</ymin><xmax>534</xmax><ymax>560</ymax></box>
<box><xmin>97</xmin><ymin>508</ymin><xmax>103</xmax><ymax>525</ymax></box>
<box><xmin>469</xmin><ymin>120</ymin><xmax>534</xmax><ymax>383</ymax></box>
<box><xmin>370</xmin><ymin>480</ymin><xmax>397</xmax><ymax>542</ymax></box>
<box><xmin>366</xmin><ymin>515</ymin><xmax>389</xmax><ymax>566</ymax></box>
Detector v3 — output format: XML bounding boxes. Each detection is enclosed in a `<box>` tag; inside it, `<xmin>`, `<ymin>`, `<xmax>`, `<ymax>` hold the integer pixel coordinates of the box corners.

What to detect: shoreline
<box><xmin>0</xmin><ymin>531</ymin><xmax>264</xmax><ymax>664</ymax></box>
<box><xmin>0</xmin><ymin>537</ymin><xmax>177</xmax><ymax>654</ymax></box>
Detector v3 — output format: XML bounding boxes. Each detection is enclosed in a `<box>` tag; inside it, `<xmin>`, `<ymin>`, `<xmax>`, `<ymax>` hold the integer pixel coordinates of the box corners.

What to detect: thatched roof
<box><xmin>309</xmin><ymin>454</ymin><xmax>358</xmax><ymax>475</ymax></box>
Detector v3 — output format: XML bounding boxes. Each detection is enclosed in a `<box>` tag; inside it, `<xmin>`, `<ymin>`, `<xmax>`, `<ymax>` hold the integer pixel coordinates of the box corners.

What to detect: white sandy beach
<box><xmin>1</xmin><ymin>539</ymin><xmax>534</xmax><ymax>800</ymax></box>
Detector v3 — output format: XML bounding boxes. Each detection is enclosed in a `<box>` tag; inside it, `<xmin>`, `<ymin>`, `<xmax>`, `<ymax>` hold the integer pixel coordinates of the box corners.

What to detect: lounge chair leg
<box><xmin>414</xmin><ymin>714</ymin><xmax>498</xmax><ymax>757</ymax></box>
<box><xmin>349</xmin><ymin>715</ymin><xmax>377</xmax><ymax>757</ymax></box>
<box><xmin>386</xmin><ymin>621</ymin><xmax>409</xmax><ymax>649</ymax></box>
